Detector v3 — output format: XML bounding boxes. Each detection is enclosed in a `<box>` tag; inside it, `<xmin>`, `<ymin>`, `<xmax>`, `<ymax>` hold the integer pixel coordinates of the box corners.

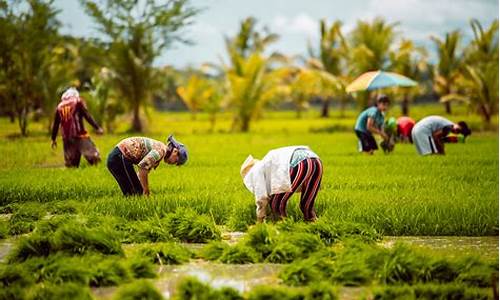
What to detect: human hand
<box><xmin>96</xmin><ymin>127</ymin><xmax>104</xmax><ymax>135</ymax></box>
<box><xmin>51</xmin><ymin>140</ymin><xmax>57</xmax><ymax>149</ymax></box>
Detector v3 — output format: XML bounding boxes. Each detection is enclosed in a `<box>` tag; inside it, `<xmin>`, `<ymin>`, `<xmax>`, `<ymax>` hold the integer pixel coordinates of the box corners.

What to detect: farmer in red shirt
<box><xmin>397</xmin><ymin>116</ymin><xmax>415</xmax><ymax>143</ymax></box>
<box><xmin>51</xmin><ymin>87</ymin><xmax>104</xmax><ymax>167</ymax></box>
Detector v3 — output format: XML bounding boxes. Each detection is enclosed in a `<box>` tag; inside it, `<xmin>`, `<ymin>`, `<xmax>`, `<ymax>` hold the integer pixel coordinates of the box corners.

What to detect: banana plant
<box><xmin>431</xmin><ymin>30</ymin><xmax>463</xmax><ymax>114</ymax></box>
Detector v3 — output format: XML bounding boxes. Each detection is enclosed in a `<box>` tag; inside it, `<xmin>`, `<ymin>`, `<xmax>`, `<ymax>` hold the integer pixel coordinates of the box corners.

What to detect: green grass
<box><xmin>0</xmin><ymin>107</ymin><xmax>498</xmax><ymax>235</ymax></box>
<box><xmin>0</xmin><ymin>105</ymin><xmax>497</xmax><ymax>300</ymax></box>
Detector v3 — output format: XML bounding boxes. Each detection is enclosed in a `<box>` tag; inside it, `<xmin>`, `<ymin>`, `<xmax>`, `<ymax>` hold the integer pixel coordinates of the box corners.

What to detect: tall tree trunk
<box><xmin>131</xmin><ymin>104</ymin><xmax>142</xmax><ymax>132</ymax></box>
<box><xmin>209</xmin><ymin>113</ymin><xmax>216</xmax><ymax>133</ymax></box>
<box><xmin>401</xmin><ymin>94</ymin><xmax>409</xmax><ymax>116</ymax></box>
<box><xmin>340</xmin><ymin>97</ymin><xmax>346</xmax><ymax>118</ymax></box>
<box><xmin>444</xmin><ymin>85</ymin><xmax>452</xmax><ymax>114</ymax></box>
<box><xmin>240</xmin><ymin>115</ymin><xmax>251</xmax><ymax>132</ymax></box>
<box><xmin>444</xmin><ymin>101</ymin><xmax>452</xmax><ymax>114</ymax></box>
<box><xmin>17</xmin><ymin>107</ymin><xmax>28</xmax><ymax>136</ymax></box>
<box><xmin>320</xmin><ymin>97</ymin><xmax>330</xmax><ymax>118</ymax></box>
<box><xmin>480</xmin><ymin>104</ymin><xmax>491</xmax><ymax>126</ymax></box>
<box><xmin>296</xmin><ymin>105</ymin><xmax>302</xmax><ymax>119</ymax></box>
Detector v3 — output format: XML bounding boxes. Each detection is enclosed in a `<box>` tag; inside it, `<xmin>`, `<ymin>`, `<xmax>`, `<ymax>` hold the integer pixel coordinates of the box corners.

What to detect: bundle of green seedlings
<box><xmin>137</xmin><ymin>242</ymin><xmax>193</xmax><ymax>265</ymax></box>
<box><xmin>0</xmin><ymin>256</ymin><xmax>149</xmax><ymax>299</ymax></box>
<box><xmin>173</xmin><ymin>276</ymin><xmax>338</xmax><ymax>300</ymax></box>
<box><xmin>0</xmin><ymin>282</ymin><xmax>94</xmax><ymax>300</ymax></box>
<box><xmin>0</xmin><ymin>216</ymin><xmax>160</xmax><ymax>299</ymax></box>
<box><xmin>5</xmin><ymin>202</ymin><xmax>45</xmax><ymax>236</ymax></box>
<box><xmin>112</xmin><ymin>279</ymin><xmax>164</xmax><ymax>300</ymax></box>
<box><xmin>278</xmin><ymin>239</ymin><xmax>498</xmax><ymax>297</ymax></box>
<box><xmin>0</xmin><ymin>203</ymin><xmax>222</xmax><ymax>245</ymax></box>
<box><xmin>0</xmin><ymin>200</ymin><xmax>83</xmax><ymax>239</ymax></box>
<box><xmin>373</xmin><ymin>283</ymin><xmax>493</xmax><ymax>300</ymax></box>
<box><xmin>117</xmin><ymin>208</ymin><xmax>221</xmax><ymax>244</ymax></box>
<box><xmin>200</xmin><ymin>220</ymin><xmax>380</xmax><ymax>264</ymax></box>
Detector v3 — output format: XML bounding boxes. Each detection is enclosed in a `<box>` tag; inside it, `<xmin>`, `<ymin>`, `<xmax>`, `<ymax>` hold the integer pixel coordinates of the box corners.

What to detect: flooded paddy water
<box><xmin>89</xmin><ymin>233</ymin><xmax>498</xmax><ymax>299</ymax></box>
<box><xmin>0</xmin><ymin>231</ymin><xmax>496</xmax><ymax>299</ymax></box>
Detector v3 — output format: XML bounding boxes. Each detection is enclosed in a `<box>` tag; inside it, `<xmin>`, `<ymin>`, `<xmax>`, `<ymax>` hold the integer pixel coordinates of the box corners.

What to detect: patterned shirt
<box><xmin>51</xmin><ymin>97</ymin><xmax>100</xmax><ymax>140</ymax></box>
<box><xmin>290</xmin><ymin>148</ymin><xmax>319</xmax><ymax>168</ymax></box>
<box><xmin>117</xmin><ymin>137</ymin><xmax>167</xmax><ymax>171</ymax></box>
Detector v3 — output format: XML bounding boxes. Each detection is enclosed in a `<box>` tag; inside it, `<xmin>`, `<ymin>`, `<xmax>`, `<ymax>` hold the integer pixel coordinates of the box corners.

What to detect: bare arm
<box><xmin>78</xmin><ymin>99</ymin><xmax>102</xmax><ymax>132</ymax></box>
<box><xmin>51</xmin><ymin>110</ymin><xmax>60</xmax><ymax>149</ymax></box>
<box><xmin>137</xmin><ymin>168</ymin><xmax>150</xmax><ymax>196</ymax></box>
<box><xmin>256</xmin><ymin>196</ymin><xmax>269</xmax><ymax>223</ymax></box>
<box><xmin>367</xmin><ymin>117</ymin><xmax>388</xmax><ymax>140</ymax></box>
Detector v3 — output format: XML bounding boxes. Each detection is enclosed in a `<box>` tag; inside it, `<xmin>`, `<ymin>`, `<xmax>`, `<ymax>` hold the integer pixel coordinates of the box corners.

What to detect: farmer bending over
<box><xmin>354</xmin><ymin>94</ymin><xmax>390</xmax><ymax>154</ymax></box>
<box><xmin>240</xmin><ymin>146</ymin><xmax>323</xmax><ymax>222</ymax></box>
<box><xmin>107</xmin><ymin>135</ymin><xmax>188</xmax><ymax>196</ymax></box>
<box><xmin>51</xmin><ymin>87</ymin><xmax>104</xmax><ymax>167</ymax></box>
<box><xmin>411</xmin><ymin>116</ymin><xmax>471</xmax><ymax>155</ymax></box>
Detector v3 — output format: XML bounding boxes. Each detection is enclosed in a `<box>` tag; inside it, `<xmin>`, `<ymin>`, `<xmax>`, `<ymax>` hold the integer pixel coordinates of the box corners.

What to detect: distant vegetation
<box><xmin>0</xmin><ymin>0</ymin><xmax>497</xmax><ymax>135</ymax></box>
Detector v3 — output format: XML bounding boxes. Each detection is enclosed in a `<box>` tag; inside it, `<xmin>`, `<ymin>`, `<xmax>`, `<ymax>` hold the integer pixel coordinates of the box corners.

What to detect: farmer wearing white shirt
<box><xmin>240</xmin><ymin>146</ymin><xmax>323</xmax><ymax>222</ymax></box>
<box><xmin>412</xmin><ymin>116</ymin><xmax>471</xmax><ymax>155</ymax></box>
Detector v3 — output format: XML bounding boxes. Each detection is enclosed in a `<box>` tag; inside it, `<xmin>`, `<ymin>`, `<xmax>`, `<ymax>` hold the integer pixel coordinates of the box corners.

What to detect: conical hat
<box><xmin>240</xmin><ymin>155</ymin><xmax>258</xmax><ymax>178</ymax></box>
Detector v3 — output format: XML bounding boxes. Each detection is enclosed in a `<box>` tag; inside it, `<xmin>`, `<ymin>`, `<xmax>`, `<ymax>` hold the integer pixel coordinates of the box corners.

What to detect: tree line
<box><xmin>0</xmin><ymin>0</ymin><xmax>497</xmax><ymax>135</ymax></box>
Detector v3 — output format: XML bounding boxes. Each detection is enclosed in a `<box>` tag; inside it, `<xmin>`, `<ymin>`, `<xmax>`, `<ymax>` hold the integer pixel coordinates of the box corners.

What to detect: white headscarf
<box><xmin>61</xmin><ymin>87</ymin><xmax>79</xmax><ymax>101</ymax></box>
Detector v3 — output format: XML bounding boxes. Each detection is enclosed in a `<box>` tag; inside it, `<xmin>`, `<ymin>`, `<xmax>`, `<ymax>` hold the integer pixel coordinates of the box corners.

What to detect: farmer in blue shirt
<box><xmin>354</xmin><ymin>94</ymin><xmax>390</xmax><ymax>154</ymax></box>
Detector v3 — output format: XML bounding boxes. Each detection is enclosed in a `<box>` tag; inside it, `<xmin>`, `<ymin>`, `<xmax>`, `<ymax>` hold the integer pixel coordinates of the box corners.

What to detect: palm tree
<box><xmin>221</xmin><ymin>17</ymin><xmax>286</xmax><ymax>132</ymax></box>
<box><xmin>224</xmin><ymin>51</ymin><xmax>286</xmax><ymax>132</ymax></box>
<box><xmin>389</xmin><ymin>39</ymin><xmax>429</xmax><ymax>115</ymax></box>
<box><xmin>431</xmin><ymin>30</ymin><xmax>463</xmax><ymax>114</ymax></box>
<box><xmin>453</xmin><ymin>19</ymin><xmax>499</xmax><ymax>126</ymax></box>
<box><xmin>176</xmin><ymin>74</ymin><xmax>223</xmax><ymax>130</ymax></box>
<box><xmin>81</xmin><ymin>0</ymin><xmax>198</xmax><ymax>132</ymax></box>
<box><xmin>349</xmin><ymin>17</ymin><xmax>398</xmax><ymax>108</ymax></box>
<box><xmin>287</xmin><ymin>67</ymin><xmax>342</xmax><ymax>118</ymax></box>
<box><xmin>308</xmin><ymin>20</ymin><xmax>347</xmax><ymax>117</ymax></box>
<box><xmin>177</xmin><ymin>75</ymin><xmax>209</xmax><ymax>120</ymax></box>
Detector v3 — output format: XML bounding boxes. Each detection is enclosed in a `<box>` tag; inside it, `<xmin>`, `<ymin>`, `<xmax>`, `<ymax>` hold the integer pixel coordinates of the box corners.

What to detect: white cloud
<box><xmin>361</xmin><ymin>0</ymin><xmax>495</xmax><ymax>26</ymax></box>
<box><xmin>271</xmin><ymin>13</ymin><xmax>319</xmax><ymax>38</ymax></box>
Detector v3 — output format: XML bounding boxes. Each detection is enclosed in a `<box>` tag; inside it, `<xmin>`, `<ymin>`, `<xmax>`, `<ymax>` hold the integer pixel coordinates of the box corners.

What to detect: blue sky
<box><xmin>54</xmin><ymin>0</ymin><xmax>498</xmax><ymax>68</ymax></box>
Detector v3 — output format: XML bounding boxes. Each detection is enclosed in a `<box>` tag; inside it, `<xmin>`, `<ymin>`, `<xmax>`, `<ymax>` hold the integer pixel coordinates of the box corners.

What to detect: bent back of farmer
<box><xmin>107</xmin><ymin>135</ymin><xmax>188</xmax><ymax>196</ymax></box>
<box><xmin>241</xmin><ymin>146</ymin><xmax>323</xmax><ymax>222</ymax></box>
<box><xmin>412</xmin><ymin>116</ymin><xmax>471</xmax><ymax>155</ymax></box>
<box><xmin>51</xmin><ymin>87</ymin><xmax>103</xmax><ymax>167</ymax></box>
<box><xmin>354</xmin><ymin>95</ymin><xmax>390</xmax><ymax>154</ymax></box>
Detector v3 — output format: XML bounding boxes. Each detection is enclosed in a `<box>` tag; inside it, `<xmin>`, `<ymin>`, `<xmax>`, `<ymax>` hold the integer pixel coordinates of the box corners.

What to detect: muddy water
<box><xmin>156</xmin><ymin>260</ymin><xmax>282</xmax><ymax>298</ymax></box>
<box><xmin>92</xmin><ymin>261</ymin><xmax>283</xmax><ymax>300</ymax></box>
<box><xmin>1</xmin><ymin>232</ymin><xmax>496</xmax><ymax>299</ymax></box>
<box><xmin>0</xmin><ymin>240</ymin><xmax>13</xmax><ymax>262</ymax></box>
<box><xmin>382</xmin><ymin>236</ymin><xmax>499</xmax><ymax>259</ymax></box>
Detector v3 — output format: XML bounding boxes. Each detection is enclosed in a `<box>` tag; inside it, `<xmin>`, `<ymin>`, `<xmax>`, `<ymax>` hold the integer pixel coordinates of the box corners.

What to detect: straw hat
<box><xmin>240</xmin><ymin>155</ymin><xmax>259</xmax><ymax>178</ymax></box>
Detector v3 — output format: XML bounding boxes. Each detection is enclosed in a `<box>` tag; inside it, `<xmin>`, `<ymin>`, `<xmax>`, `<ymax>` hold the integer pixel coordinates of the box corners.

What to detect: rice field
<box><xmin>0</xmin><ymin>104</ymin><xmax>498</xmax><ymax>299</ymax></box>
